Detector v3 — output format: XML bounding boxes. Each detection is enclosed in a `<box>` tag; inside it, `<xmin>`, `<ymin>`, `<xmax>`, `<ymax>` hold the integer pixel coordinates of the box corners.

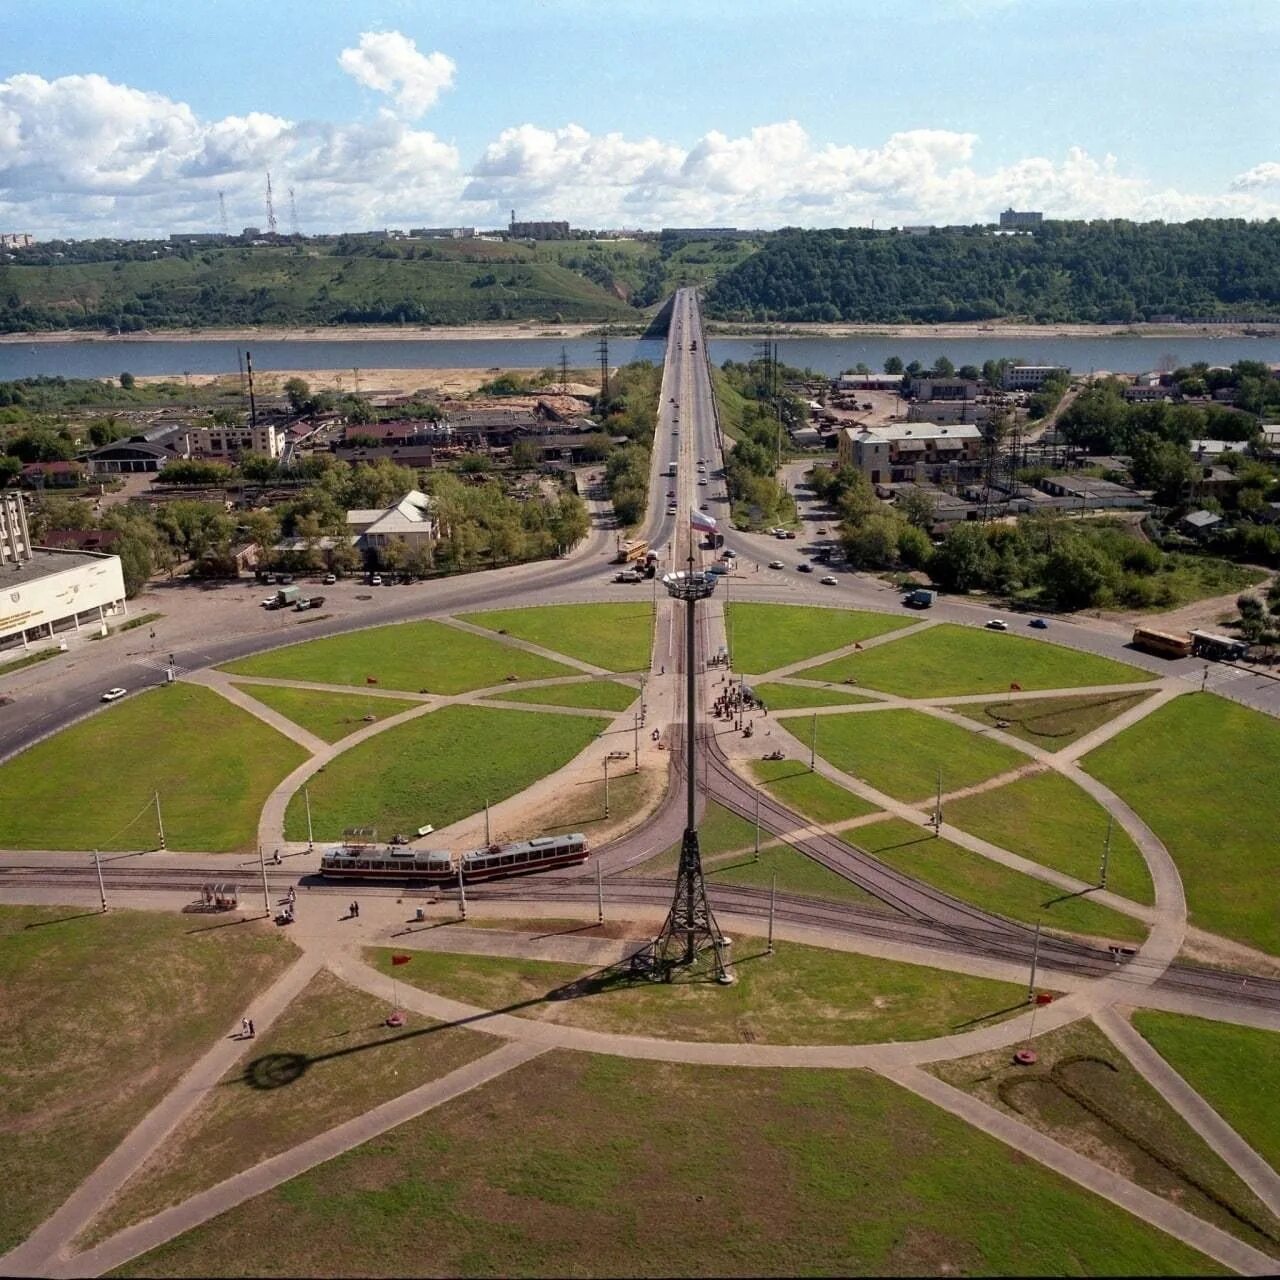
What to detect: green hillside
<box><xmin>706</xmin><ymin>219</ymin><xmax>1280</xmax><ymax>323</ymax></box>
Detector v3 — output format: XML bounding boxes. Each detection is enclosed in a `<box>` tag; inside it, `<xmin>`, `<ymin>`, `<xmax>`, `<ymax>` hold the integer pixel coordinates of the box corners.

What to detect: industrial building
<box><xmin>999</xmin><ymin>209</ymin><xmax>1043</xmax><ymax>229</ymax></box>
<box><xmin>837</xmin><ymin>423</ymin><xmax>983</xmax><ymax>485</ymax></box>
<box><xmin>1001</xmin><ymin>365</ymin><xmax>1070</xmax><ymax>391</ymax></box>
<box><xmin>0</xmin><ymin>492</ymin><xmax>128</xmax><ymax>650</ymax></box>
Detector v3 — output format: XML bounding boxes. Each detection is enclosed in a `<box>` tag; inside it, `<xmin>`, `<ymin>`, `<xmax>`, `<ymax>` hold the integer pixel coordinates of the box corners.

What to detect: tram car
<box><xmin>318</xmin><ymin>833</ymin><xmax>588</xmax><ymax>883</ymax></box>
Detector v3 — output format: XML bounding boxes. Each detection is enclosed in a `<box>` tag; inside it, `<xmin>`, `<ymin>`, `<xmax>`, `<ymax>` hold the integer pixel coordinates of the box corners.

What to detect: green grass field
<box><xmin>945</xmin><ymin>771</ymin><xmax>1154</xmax><ymax>905</ymax></box>
<box><xmin>751</xmin><ymin>681</ymin><xmax>875</xmax><ymax>710</ymax></box>
<box><xmin>799</xmin><ymin>708</ymin><xmax>1028</xmax><ymax>803</ymax></box>
<box><xmin>221</xmin><ymin>619</ymin><xmax>575</xmax><ymax>695</ymax></box>
<box><xmin>459</xmin><ymin>603</ymin><xmax>653</xmax><ymax>672</ymax></box>
<box><xmin>83</xmin><ymin>969</ymin><xmax>493</xmax><ymax>1247</ymax></box>
<box><xmin>1083</xmin><ymin>693</ymin><xmax>1280</xmax><ymax>954</ymax></box>
<box><xmin>726</xmin><ymin>602</ymin><xmax>911</xmax><ymax>675</ymax></box>
<box><xmin>799</xmin><ymin>623</ymin><xmax>1154</xmax><ymax>696</ymax></box>
<box><xmin>229</xmin><ymin>683</ymin><xmax>422</xmax><ymax>743</ymax></box>
<box><xmin>849</xmin><ymin>819</ymin><xmax>1147</xmax><ymax>942</ymax></box>
<box><xmin>750</xmin><ymin>758</ymin><xmax>882</xmax><ymax>825</ymax></box>
<box><xmin>1132</xmin><ymin>1011</ymin><xmax>1280</xmax><ymax>1174</ymax></box>
<box><xmin>0</xmin><ymin>907</ymin><xmax>294</xmax><ymax>1257</ymax></box>
<box><xmin>482</xmin><ymin>679</ymin><xmax>639</xmax><ymax>712</ymax></box>
<box><xmin>931</xmin><ymin>1018</ymin><xmax>1280</xmax><ymax>1255</ymax></box>
<box><xmin>371</xmin><ymin>939</ymin><xmax>1027</xmax><ymax>1045</ymax></box>
<box><xmin>119</xmin><ymin>1053</ymin><xmax>1218</xmax><ymax>1278</ymax></box>
<box><xmin>949</xmin><ymin>691</ymin><xmax>1153</xmax><ymax>751</ymax></box>
<box><xmin>707</xmin><ymin>843</ymin><xmax>877</xmax><ymax>906</ymax></box>
<box><xmin>0</xmin><ymin>685</ymin><xmax>309</xmax><ymax>852</ymax></box>
<box><xmin>283</xmin><ymin>704</ymin><xmax>607</xmax><ymax>841</ymax></box>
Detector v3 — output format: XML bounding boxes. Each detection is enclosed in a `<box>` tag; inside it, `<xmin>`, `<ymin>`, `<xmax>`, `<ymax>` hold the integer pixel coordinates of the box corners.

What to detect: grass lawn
<box><xmin>221</xmin><ymin>619</ymin><xmax>575</xmax><ymax>694</ymax></box>
<box><xmin>945</xmin><ymin>771</ymin><xmax>1154</xmax><ymax>905</ymax></box>
<box><xmin>284</xmin><ymin>705</ymin><xmax>608</xmax><ymax>842</ymax></box>
<box><xmin>725</xmin><ymin>602</ymin><xmax>911</xmax><ymax>676</ymax></box>
<box><xmin>751</xmin><ymin>681</ymin><xmax>875</xmax><ymax>710</ymax></box>
<box><xmin>708</xmin><ymin>843</ymin><xmax>877</xmax><ymax>906</ymax></box>
<box><xmin>119</xmin><ymin>1053</ymin><xmax>1220</xmax><ymax>1279</ymax></box>
<box><xmin>931</xmin><ymin>1018</ymin><xmax>1280</xmax><ymax>1256</ymax></box>
<box><xmin>797</xmin><ymin>708</ymin><xmax>1028</xmax><ymax>803</ymax></box>
<box><xmin>799</xmin><ymin>622</ymin><xmax>1154</xmax><ymax>696</ymax></box>
<box><xmin>0</xmin><ymin>685</ymin><xmax>308</xmax><ymax>852</ymax></box>
<box><xmin>1132</xmin><ymin>1011</ymin><xmax>1280</xmax><ymax>1175</ymax></box>
<box><xmin>750</xmin><ymin>757</ymin><xmax>882</xmax><ymax>825</ymax></box>
<box><xmin>229</xmin><ymin>683</ymin><xmax>421</xmax><ymax>743</ymax></box>
<box><xmin>459</xmin><ymin>603</ymin><xmax>653</xmax><ymax>672</ymax></box>
<box><xmin>0</xmin><ymin>907</ymin><xmax>295</xmax><ymax>1256</ymax></box>
<box><xmin>83</xmin><ymin>969</ymin><xmax>494</xmax><ymax>1247</ymax></box>
<box><xmin>849</xmin><ymin>819</ymin><xmax>1147</xmax><ymax>943</ymax></box>
<box><xmin>483</xmin><ymin>679</ymin><xmax>639</xmax><ymax>712</ymax></box>
<box><xmin>949</xmin><ymin>691</ymin><xmax>1152</xmax><ymax>751</ymax></box>
<box><xmin>0</xmin><ymin>647</ymin><xmax>58</xmax><ymax>676</ymax></box>
<box><xmin>369</xmin><ymin>939</ymin><xmax>1027</xmax><ymax>1045</ymax></box>
<box><xmin>1083</xmin><ymin>693</ymin><xmax>1280</xmax><ymax>954</ymax></box>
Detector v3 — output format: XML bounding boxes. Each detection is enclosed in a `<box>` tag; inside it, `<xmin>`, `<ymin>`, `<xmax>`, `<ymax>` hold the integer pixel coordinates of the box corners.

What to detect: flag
<box><xmin>391</xmin><ymin>953</ymin><xmax>412</xmax><ymax>966</ymax></box>
<box><xmin>689</xmin><ymin>508</ymin><xmax>718</xmax><ymax>533</ymax></box>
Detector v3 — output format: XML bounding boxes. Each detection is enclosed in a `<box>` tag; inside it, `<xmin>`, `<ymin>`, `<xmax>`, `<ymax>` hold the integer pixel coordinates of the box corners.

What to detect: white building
<box><xmin>346</xmin><ymin>490</ymin><xmax>440</xmax><ymax>555</ymax></box>
<box><xmin>0</xmin><ymin>493</ymin><xmax>128</xmax><ymax>650</ymax></box>
<box><xmin>182</xmin><ymin>423</ymin><xmax>284</xmax><ymax>460</ymax></box>
<box><xmin>1001</xmin><ymin>365</ymin><xmax>1070</xmax><ymax>391</ymax></box>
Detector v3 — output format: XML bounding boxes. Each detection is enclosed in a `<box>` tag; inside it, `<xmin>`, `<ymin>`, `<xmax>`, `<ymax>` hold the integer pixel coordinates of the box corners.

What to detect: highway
<box><xmin>1</xmin><ymin>286</ymin><xmax>1277</xmax><ymax>1015</ymax></box>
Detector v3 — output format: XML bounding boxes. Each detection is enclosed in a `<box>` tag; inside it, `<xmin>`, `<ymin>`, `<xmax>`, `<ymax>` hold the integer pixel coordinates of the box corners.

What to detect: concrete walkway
<box><xmin>53</xmin><ymin>1040</ymin><xmax>547</xmax><ymax>1280</ymax></box>
<box><xmin>0</xmin><ymin>950</ymin><xmax>324</xmax><ymax>1278</ymax></box>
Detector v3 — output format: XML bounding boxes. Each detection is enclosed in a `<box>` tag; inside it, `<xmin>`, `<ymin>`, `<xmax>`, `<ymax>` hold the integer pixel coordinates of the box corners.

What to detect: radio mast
<box><xmin>265</xmin><ymin>171</ymin><xmax>278</xmax><ymax>237</ymax></box>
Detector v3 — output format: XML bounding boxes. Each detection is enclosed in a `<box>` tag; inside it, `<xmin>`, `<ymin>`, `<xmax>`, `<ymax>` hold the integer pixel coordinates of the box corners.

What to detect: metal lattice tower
<box><xmin>288</xmin><ymin>187</ymin><xmax>301</xmax><ymax>238</ymax></box>
<box><xmin>265</xmin><ymin>171</ymin><xmax>278</xmax><ymax>237</ymax></box>
<box><xmin>597</xmin><ymin>324</ymin><xmax>610</xmax><ymax>403</ymax></box>
<box><xmin>633</xmin><ymin>556</ymin><xmax>733</xmax><ymax>984</ymax></box>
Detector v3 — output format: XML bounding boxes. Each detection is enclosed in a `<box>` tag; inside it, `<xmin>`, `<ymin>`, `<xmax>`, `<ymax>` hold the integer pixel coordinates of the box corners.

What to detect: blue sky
<box><xmin>2</xmin><ymin>0</ymin><xmax>1278</xmax><ymax>236</ymax></box>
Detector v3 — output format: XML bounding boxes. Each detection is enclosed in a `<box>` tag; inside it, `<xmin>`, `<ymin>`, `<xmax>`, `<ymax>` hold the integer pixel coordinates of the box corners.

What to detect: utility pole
<box><xmin>304</xmin><ymin>786</ymin><xmax>314</xmax><ymax>851</ymax></box>
<box><xmin>484</xmin><ymin>799</ymin><xmax>491</xmax><ymax>847</ymax></box>
<box><xmin>596</xmin><ymin>858</ymin><xmax>604</xmax><ymax>925</ymax></box>
<box><xmin>933</xmin><ymin>767</ymin><xmax>943</xmax><ymax>835</ymax></box>
<box><xmin>93</xmin><ymin>848</ymin><xmax>107</xmax><ymax>913</ymax></box>
<box><xmin>1098</xmin><ymin>814</ymin><xmax>1113</xmax><ymax>890</ymax></box>
<box><xmin>767</xmin><ymin>870</ymin><xmax>777</xmax><ymax>955</ymax></box>
<box><xmin>603</xmin><ymin>756</ymin><xmax>611</xmax><ymax>818</ymax></box>
<box><xmin>258</xmin><ymin>844</ymin><xmax>271</xmax><ymax>917</ymax></box>
<box><xmin>754</xmin><ymin>787</ymin><xmax>761</xmax><ymax>859</ymax></box>
<box><xmin>1027</xmin><ymin>919</ymin><xmax>1042</xmax><ymax>1002</ymax></box>
<box><xmin>457</xmin><ymin>860</ymin><xmax>467</xmax><ymax>919</ymax></box>
<box><xmin>633</xmin><ymin>711</ymin><xmax>640</xmax><ymax>774</ymax></box>
<box><xmin>809</xmin><ymin>712</ymin><xmax>817</xmax><ymax>772</ymax></box>
<box><xmin>155</xmin><ymin>791</ymin><xmax>166</xmax><ymax>850</ymax></box>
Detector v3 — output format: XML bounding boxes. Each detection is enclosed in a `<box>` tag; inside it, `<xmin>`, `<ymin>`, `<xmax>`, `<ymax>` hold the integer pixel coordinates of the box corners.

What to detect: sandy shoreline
<box><xmin>2</xmin><ymin>319</ymin><xmax>1277</xmax><ymax>346</ymax></box>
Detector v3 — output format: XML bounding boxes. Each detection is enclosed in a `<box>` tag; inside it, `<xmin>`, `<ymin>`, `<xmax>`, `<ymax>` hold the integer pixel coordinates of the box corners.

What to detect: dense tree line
<box><xmin>597</xmin><ymin>363</ymin><xmax>661</xmax><ymax>526</ymax></box>
<box><xmin>707</xmin><ymin>221</ymin><xmax>1280</xmax><ymax>323</ymax></box>
<box><xmin>715</xmin><ymin>360</ymin><xmax>801</xmax><ymax>527</ymax></box>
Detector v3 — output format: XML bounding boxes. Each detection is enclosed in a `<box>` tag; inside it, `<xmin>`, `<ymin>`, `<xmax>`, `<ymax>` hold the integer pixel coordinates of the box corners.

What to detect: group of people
<box><xmin>349</xmin><ymin>900</ymin><xmax>360</xmax><ymax>919</ymax></box>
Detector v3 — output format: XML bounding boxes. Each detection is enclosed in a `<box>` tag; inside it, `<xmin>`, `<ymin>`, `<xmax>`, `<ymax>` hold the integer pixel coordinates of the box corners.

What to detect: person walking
<box><xmin>247</xmin><ymin>1018</ymin><xmax>255</xmax><ymax>1038</ymax></box>
<box><xmin>241</xmin><ymin>1018</ymin><xmax>250</xmax><ymax>1038</ymax></box>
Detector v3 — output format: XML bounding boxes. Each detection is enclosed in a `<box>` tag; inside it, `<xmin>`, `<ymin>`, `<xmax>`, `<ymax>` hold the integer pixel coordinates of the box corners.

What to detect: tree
<box><xmin>283</xmin><ymin>377</ymin><xmax>311</xmax><ymax>413</ymax></box>
<box><xmin>933</xmin><ymin>355</ymin><xmax>955</xmax><ymax>377</ymax></box>
<box><xmin>842</xmin><ymin>514</ymin><xmax>901</xmax><ymax>569</ymax></box>
<box><xmin>895</xmin><ymin>486</ymin><xmax>936</xmax><ymax>529</ymax></box>
<box><xmin>883</xmin><ymin>356</ymin><xmax>904</xmax><ymax>375</ymax></box>
<box><xmin>930</xmin><ymin>523</ymin><xmax>996</xmax><ymax>592</ymax></box>
<box><xmin>1040</xmin><ymin>538</ymin><xmax>1112</xmax><ymax>609</ymax></box>
<box><xmin>0</xmin><ymin>455</ymin><xmax>21</xmax><ymax>487</ymax></box>
<box><xmin>119</xmin><ymin>371</ymin><xmax>135</xmax><ymax>389</ymax></box>
<box><xmin>511</xmin><ymin>440</ymin><xmax>542</xmax><ymax>470</ymax></box>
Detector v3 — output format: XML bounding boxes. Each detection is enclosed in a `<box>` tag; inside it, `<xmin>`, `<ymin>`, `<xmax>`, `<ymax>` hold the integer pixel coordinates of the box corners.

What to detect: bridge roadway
<box><xmin>1</xmin><ymin>287</ymin><xmax>1277</xmax><ymax>1016</ymax></box>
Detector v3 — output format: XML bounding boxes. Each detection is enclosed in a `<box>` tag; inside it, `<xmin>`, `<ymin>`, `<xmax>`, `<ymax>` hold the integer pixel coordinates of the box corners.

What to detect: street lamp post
<box><xmin>603</xmin><ymin>755</ymin><xmax>611</xmax><ymax>819</ymax></box>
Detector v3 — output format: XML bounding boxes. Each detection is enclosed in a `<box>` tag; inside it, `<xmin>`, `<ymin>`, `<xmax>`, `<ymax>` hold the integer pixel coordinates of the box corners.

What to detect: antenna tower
<box><xmin>218</xmin><ymin>191</ymin><xmax>229</xmax><ymax>238</ymax></box>
<box><xmin>288</xmin><ymin>187</ymin><xmax>301</xmax><ymax>238</ymax></box>
<box><xmin>265</xmin><ymin>172</ymin><xmax>278</xmax><ymax>237</ymax></box>
<box><xmin>559</xmin><ymin>345</ymin><xmax>570</xmax><ymax>395</ymax></box>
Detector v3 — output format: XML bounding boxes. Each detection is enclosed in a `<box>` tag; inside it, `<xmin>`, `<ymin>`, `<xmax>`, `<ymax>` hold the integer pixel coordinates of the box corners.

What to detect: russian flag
<box><xmin>689</xmin><ymin>508</ymin><xmax>718</xmax><ymax>533</ymax></box>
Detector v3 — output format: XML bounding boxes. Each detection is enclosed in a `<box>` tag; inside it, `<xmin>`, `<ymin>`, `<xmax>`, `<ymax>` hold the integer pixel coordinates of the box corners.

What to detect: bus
<box><xmin>614</xmin><ymin>538</ymin><xmax>649</xmax><ymax>564</ymax></box>
<box><xmin>1190</xmin><ymin>630</ymin><xmax>1249</xmax><ymax>661</ymax></box>
<box><xmin>1131</xmin><ymin>627</ymin><xmax>1193</xmax><ymax>659</ymax></box>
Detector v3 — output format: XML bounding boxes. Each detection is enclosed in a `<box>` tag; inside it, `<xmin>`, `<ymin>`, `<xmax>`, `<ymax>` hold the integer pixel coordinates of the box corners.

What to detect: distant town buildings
<box><xmin>410</xmin><ymin>227</ymin><xmax>476</xmax><ymax>239</ymax></box>
<box><xmin>508</xmin><ymin>218</ymin><xmax>571</xmax><ymax>240</ymax></box>
<box><xmin>837</xmin><ymin>423</ymin><xmax>984</xmax><ymax>485</ymax></box>
<box><xmin>0</xmin><ymin>233</ymin><xmax>35</xmax><ymax>249</ymax></box>
<box><xmin>999</xmin><ymin>208</ymin><xmax>1044</xmax><ymax>229</ymax></box>
<box><xmin>1001</xmin><ymin>365</ymin><xmax>1070</xmax><ymax>390</ymax></box>
<box><xmin>181</xmin><ymin>422</ymin><xmax>284</xmax><ymax>461</ymax></box>
<box><xmin>346</xmin><ymin>490</ymin><xmax>440</xmax><ymax>554</ymax></box>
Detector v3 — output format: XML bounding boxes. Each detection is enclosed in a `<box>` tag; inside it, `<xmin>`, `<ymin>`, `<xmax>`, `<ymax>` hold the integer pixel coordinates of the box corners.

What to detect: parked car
<box><xmin>820</xmin><ymin>575</ymin><xmax>838</xmax><ymax>585</ymax></box>
<box><xmin>369</xmin><ymin>573</ymin><xmax>383</xmax><ymax>585</ymax></box>
<box><xmin>323</xmin><ymin>573</ymin><xmax>337</xmax><ymax>585</ymax></box>
<box><xmin>390</xmin><ymin>834</ymin><xmax>411</xmax><ymax>845</ymax></box>
<box><xmin>797</xmin><ymin>562</ymin><xmax>813</xmax><ymax>573</ymax></box>
<box><xmin>615</xmin><ymin>569</ymin><xmax>643</xmax><ymax>583</ymax></box>
<box><xmin>1029</xmin><ymin>618</ymin><xmax>1049</xmax><ymax>630</ymax></box>
<box><xmin>985</xmin><ymin>619</ymin><xmax>1009</xmax><ymax>631</ymax></box>
<box><xmin>768</xmin><ymin>559</ymin><xmax>784</xmax><ymax>569</ymax></box>
<box><xmin>100</xmin><ymin>687</ymin><xmax>127</xmax><ymax>702</ymax></box>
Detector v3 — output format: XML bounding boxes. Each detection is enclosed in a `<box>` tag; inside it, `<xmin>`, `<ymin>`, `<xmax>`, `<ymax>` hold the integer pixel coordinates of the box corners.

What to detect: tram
<box><xmin>318</xmin><ymin>833</ymin><xmax>588</xmax><ymax>883</ymax></box>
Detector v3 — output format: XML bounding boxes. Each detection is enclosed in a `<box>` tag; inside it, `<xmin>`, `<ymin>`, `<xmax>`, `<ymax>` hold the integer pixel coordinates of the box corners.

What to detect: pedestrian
<box><xmin>248</xmin><ymin>1018</ymin><xmax>255</xmax><ymax>1038</ymax></box>
<box><xmin>241</xmin><ymin>1017</ymin><xmax>250</xmax><ymax>1038</ymax></box>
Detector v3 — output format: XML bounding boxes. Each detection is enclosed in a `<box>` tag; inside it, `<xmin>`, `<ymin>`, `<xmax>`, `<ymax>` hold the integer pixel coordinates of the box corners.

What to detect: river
<box><xmin>0</xmin><ymin>333</ymin><xmax>1277</xmax><ymax>381</ymax></box>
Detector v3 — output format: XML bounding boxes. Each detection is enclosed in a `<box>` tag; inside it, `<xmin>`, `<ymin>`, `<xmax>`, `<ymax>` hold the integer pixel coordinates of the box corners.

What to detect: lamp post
<box><xmin>603</xmin><ymin>755</ymin><xmax>611</xmax><ymax>819</ymax></box>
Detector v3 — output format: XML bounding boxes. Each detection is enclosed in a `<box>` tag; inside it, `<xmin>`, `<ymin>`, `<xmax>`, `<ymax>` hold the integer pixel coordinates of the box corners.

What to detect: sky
<box><xmin>2</xmin><ymin>0</ymin><xmax>1279</xmax><ymax>238</ymax></box>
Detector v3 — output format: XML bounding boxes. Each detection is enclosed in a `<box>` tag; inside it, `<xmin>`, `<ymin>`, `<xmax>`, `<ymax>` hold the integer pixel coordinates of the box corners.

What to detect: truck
<box><xmin>614</xmin><ymin>538</ymin><xmax>649</xmax><ymax>565</ymax></box>
<box><xmin>904</xmin><ymin>588</ymin><xmax>936</xmax><ymax>609</ymax></box>
<box><xmin>294</xmin><ymin>594</ymin><xmax>326</xmax><ymax>612</ymax></box>
<box><xmin>689</xmin><ymin>339</ymin><xmax>698</xmax><ymax>352</ymax></box>
<box><xmin>263</xmin><ymin>585</ymin><xmax>302</xmax><ymax>610</ymax></box>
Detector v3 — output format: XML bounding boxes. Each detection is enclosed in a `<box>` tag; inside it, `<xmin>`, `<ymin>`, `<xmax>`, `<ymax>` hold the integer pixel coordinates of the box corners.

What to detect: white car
<box><xmin>985</xmin><ymin>619</ymin><xmax>1009</xmax><ymax>631</ymax></box>
<box><xmin>100</xmin><ymin>687</ymin><xmax>128</xmax><ymax>702</ymax></box>
<box><xmin>370</xmin><ymin>573</ymin><xmax>383</xmax><ymax>586</ymax></box>
<box><xmin>820</xmin><ymin>575</ymin><xmax>838</xmax><ymax>586</ymax></box>
<box><xmin>698</xmin><ymin>478</ymin><xmax>708</xmax><ymax>486</ymax></box>
<box><xmin>768</xmin><ymin>559</ymin><xmax>784</xmax><ymax>569</ymax></box>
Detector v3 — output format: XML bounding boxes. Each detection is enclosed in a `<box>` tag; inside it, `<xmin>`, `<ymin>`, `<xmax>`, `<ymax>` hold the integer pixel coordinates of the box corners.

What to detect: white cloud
<box><xmin>337</xmin><ymin>31</ymin><xmax>455</xmax><ymax>119</ymax></box>
<box><xmin>1231</xmin><ymin>162</ymin><xmax>1280</xmax><ymax>191</ymax></box>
